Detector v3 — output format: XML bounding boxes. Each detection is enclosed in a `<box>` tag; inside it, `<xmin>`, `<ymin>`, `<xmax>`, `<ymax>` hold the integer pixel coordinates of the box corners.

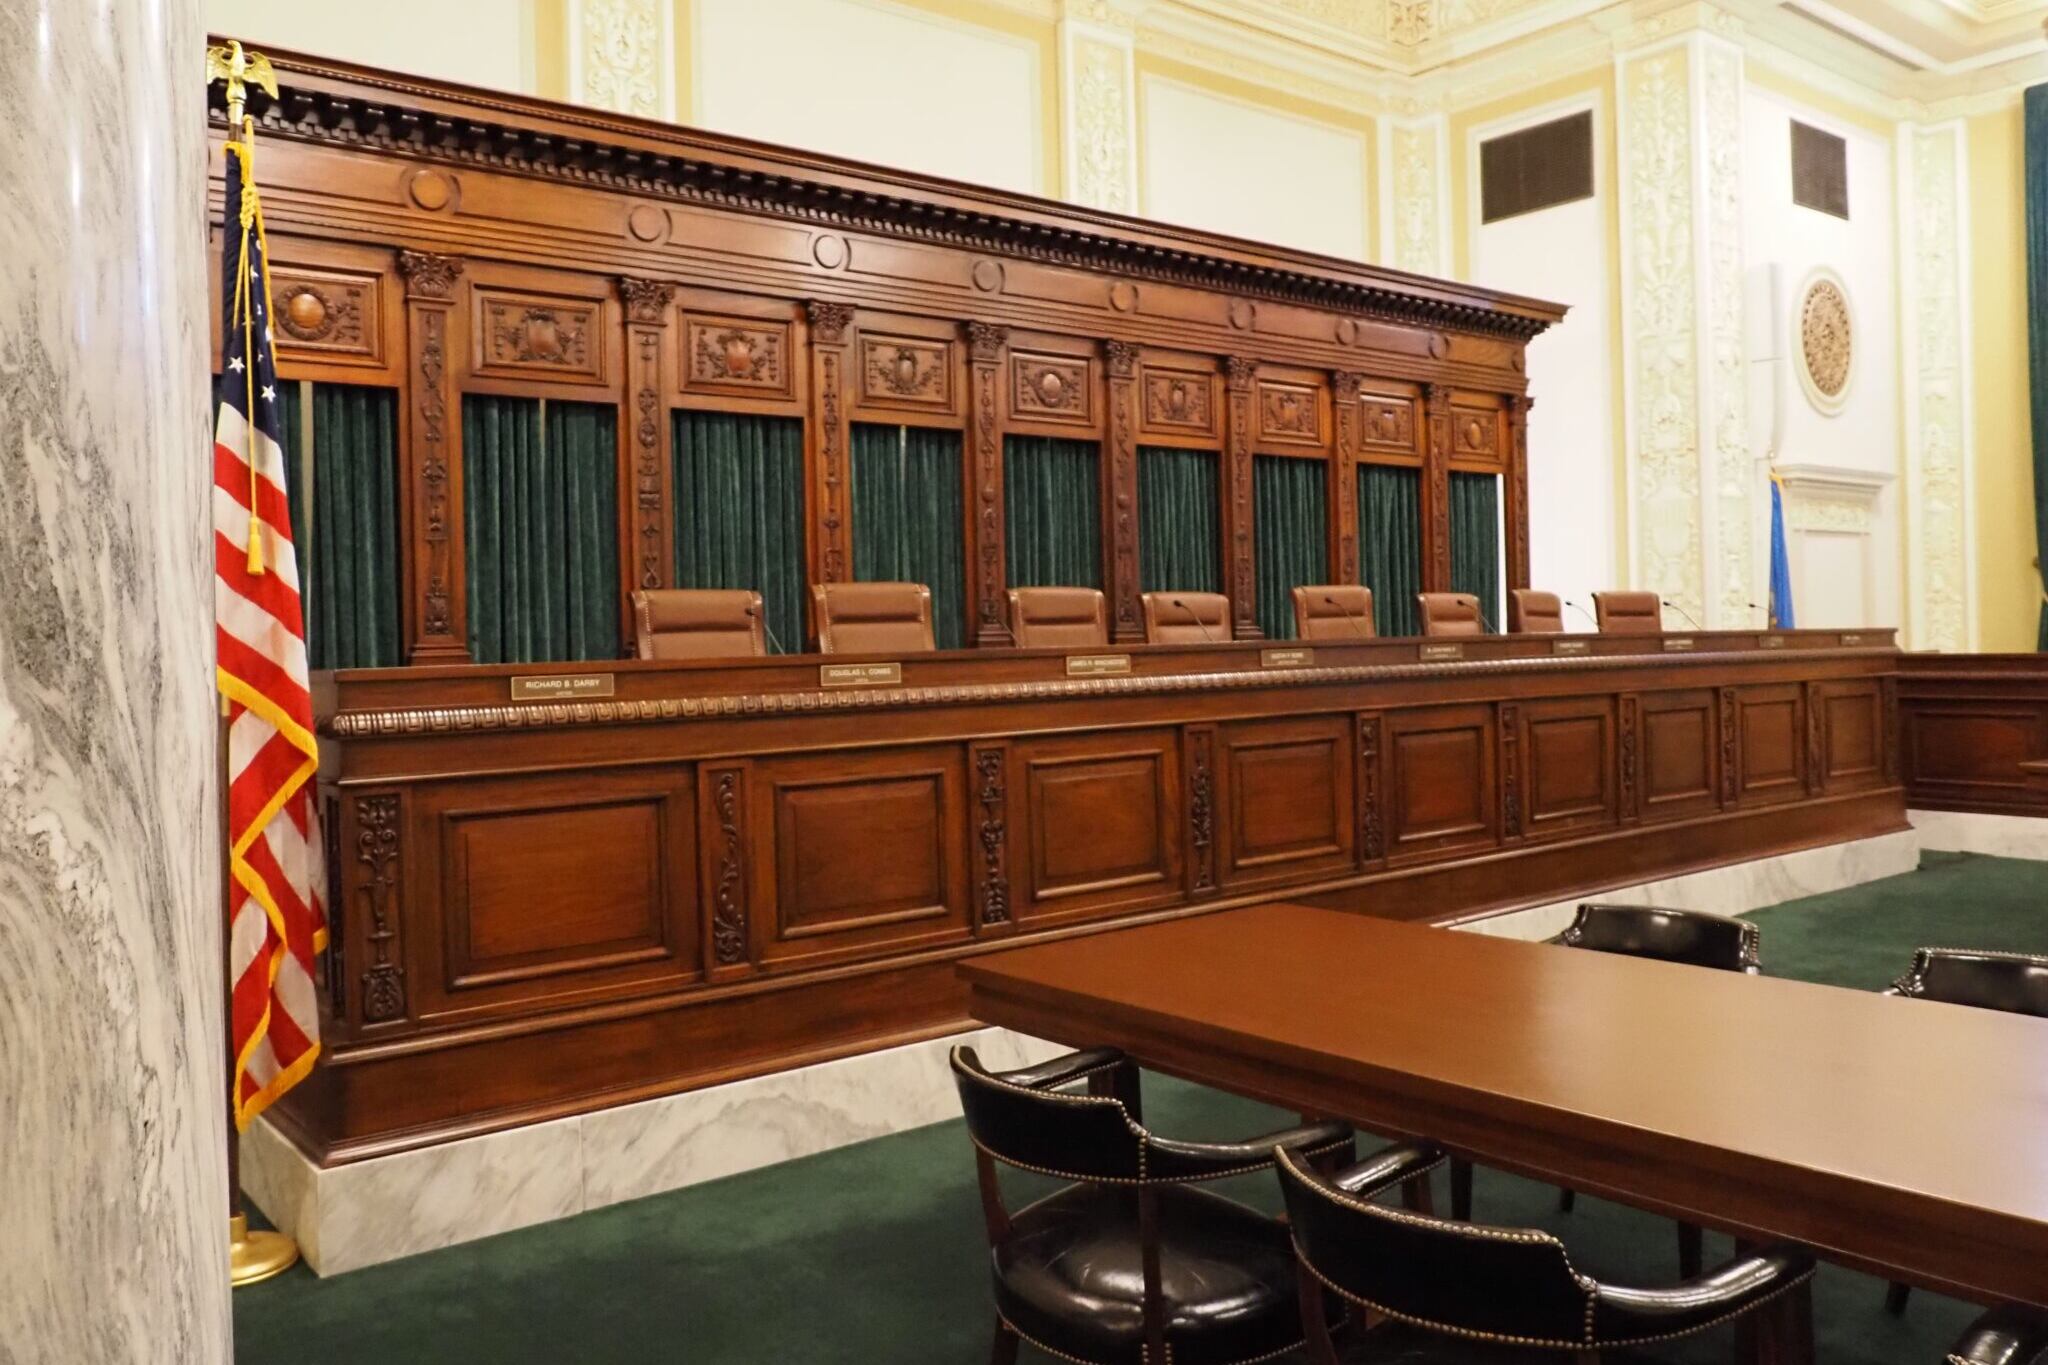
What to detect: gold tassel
<box><xmin>247</xmin><ymin>510</ymin><xmax>264</xmax><ymax>576</ymax></box>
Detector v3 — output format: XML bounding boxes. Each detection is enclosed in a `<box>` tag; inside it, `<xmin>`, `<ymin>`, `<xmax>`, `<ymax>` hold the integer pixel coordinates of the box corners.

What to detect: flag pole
<box><xmin>209</xmin><ymin>38</ymin><xmax>301</xmax><ymax>1289</ymax></box>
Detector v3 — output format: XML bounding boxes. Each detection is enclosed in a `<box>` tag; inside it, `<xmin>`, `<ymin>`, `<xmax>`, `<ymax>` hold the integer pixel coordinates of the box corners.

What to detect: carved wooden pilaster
<box><xmin>619</xmin><ymin>277</ymin><xmax>676</xmax><ymax>645</ymax></box>
<box><xmin>1105</xmin><ymin>339</ymin><xmax>1143</xmax><ymax>643</ymax></box>
<box><xmin>351</xmin><ymin>792</ymin><xmax>407</xmax><ymax>1030</ymax></box>
<box><xmin>971</xmin><ymin>743</ymin><xmax>1011</xmax><ymax>931</ymax></box>
<box><xmin>1357</xmin><ymin>711</ymin><xmax>1384</xmax><ymax>866</ymax></box>
<box><xmin>1880</xmin><ymin>676</ymin><xmax>1899</xmax><ymax>784</ymax></box>
<box><xmin>1500</xmin><ymin>702</ymin><xmax>1522</xmax><ymax>841</ymax></box>
<box><xmin>1422</xmin><ymin>382</ymin><xmax>1453</xmax><ymax>593</ymax></box>
<box><xmin>806</xmin><ymin>301</ymin><xmax>855</xmax><ymax>608</ymax></box>
<box><xmin>1804</xmin><ymin>682</ymin><xmax>1826</xmax><ymax>796</ymax></box>
<box><xmin>702</xmin><ymin>764</ymin><xmax>752</xmax><ymax>977</ymax></box>
<box><xmin>1186</xmin><ymin>725</ymin><xmax>1217</xmax><ymax>894</ymax></box>
<box><xmin>1224</xmin><ymin>356</ymin><xmax>1260</xmax><ymax>639</ymax></box>
<box><xmin>1718</xmin><ymin>687</ymin><xmax>1739</xmax><ymax>806</ymax></box>
<box><xmin>1333</xmin><ymin>372</ymin><xmax>1362</xmax><ymax>589</ymax></box>
<box><xmin>1506</xmin><ymin>393</ymin><xmax>1533</xmax><ymax>592</ymax></box>
<box><xmin>398</xmin><ymin>249</ymin><xmax>468</xmax><ymax>662</ymax></box>
<box><xmin>1619</xmin><ymin>693</ymin><xmax>1641</xmax><ymax>824</ymax></box>
<box><xmin>968</xmin><ymin>321</ymin><xmax>1012</xmax><ymax>647</ymax></box>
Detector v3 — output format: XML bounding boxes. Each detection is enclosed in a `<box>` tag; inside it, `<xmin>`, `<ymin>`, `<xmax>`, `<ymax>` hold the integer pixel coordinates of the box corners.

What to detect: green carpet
<box><xmin>235</xmin><ymin>851</ymin><xmax>2046</xmax><ymax>1364</ymax></box>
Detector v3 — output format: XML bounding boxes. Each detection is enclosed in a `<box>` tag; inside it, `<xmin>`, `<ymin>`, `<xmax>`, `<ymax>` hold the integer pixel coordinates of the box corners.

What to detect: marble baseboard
<box><xmin>1908</xmin><ymin>809</ymin><xmax>2048</xmax><ymax>861</ymax></box>
<box><xmin>242</xmin><ymin>1027</ymin><xmax>1060</xmax><ymax>1277</ymax></box>
<box><xmin>1459</xmin><ymin>827</ymin><xmax>1924</xmax><ymax>942</ymax></box>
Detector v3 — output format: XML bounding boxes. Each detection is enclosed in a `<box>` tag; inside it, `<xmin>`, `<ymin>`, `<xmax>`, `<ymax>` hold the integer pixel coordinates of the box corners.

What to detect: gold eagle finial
<box><xmin>206</xmin><ymin>40</ymin><xmax>278</xmax><ymax>127</ymax></box>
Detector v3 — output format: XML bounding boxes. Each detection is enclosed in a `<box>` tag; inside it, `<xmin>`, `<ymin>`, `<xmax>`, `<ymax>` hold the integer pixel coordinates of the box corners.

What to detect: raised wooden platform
<box><xmin>282</xmin><ymin>629</ymin><xmax>1906</xmax><ymax>1164</ymax></box>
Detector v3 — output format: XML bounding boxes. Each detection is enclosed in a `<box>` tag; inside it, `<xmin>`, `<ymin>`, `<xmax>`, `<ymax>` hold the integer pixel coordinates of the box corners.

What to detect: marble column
<box><xmin>0</xmin><ymin>1</ymin><xmax>231</xmax><ymax>1362</ymax></box>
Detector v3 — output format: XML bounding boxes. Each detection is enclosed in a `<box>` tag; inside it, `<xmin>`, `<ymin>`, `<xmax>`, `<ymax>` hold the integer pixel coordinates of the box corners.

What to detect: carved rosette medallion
<box><xmin>355</xmin><ymin>794</ymin><xmax>406</xmax><ymax>1024</ymax></box>
<box><xmin>973</xmin><ymin>746</ymin><xmax>1009</xmax><ymax>927</ymax></box>
<box><xmin>1796</xmin><ymin>271</ymin><xmax>1853</xmax><ymax>414</ymax></box>
<box><xmin>1012</xmin><ymin>356</ymin><xmax>1089</xmax><ymax>419</ymax></box>
<box><xmin>277</xmin><ymin>282</ymin><xmax>360</xmax><ymax>345</ymax></box>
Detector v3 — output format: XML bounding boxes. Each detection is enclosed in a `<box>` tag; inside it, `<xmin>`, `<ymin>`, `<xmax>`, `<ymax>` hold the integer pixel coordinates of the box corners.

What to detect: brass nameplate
<box><xmin>1066</xmin><ymin>653</ymin><xmax>1132</xmax><ymax>677</ymax></box>
<box><xmin>1419</xmin><ymin>642</ymin><xmax>1464</xmax><ymax>662</ymax></box>
<box><xmin>510</xmin><ymin>673</ymin><xmax>615</xmax><ymax>701</ymax></box>
<box><xmin>820</xmin><ymin>661</ymin><xmax>903</xmax><ymax>688</ymax></box>
<box><xmin>1759</xmin><ymin>634</ymin><xmax>1787</xmax><ymax>649</ymax></box>
<box><xmin>1552</xmin><ymin>638</ymin><xmax>1590</xmax><ymax>657</ymax></box>
<box><xmin>1663</xmin><ymin>637</ymin><xmax>1696</xmax><ymax>652</ymax></box>
<box><xmin>1261</xmin><ymin>647</ymin><xmax>1314</xmax><ymax>668</ymax></box>
<box><xmin>1840</xmin><ymin>632</ymin><xmax>1865</xmax><ymax>646</ymax></box>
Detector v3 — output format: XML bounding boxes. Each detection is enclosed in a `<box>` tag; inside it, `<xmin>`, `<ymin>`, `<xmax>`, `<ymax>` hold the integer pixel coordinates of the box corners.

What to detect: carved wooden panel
<box><xmin>1009</xmin><ymin>352</ymin><xmax>1094</xmax><ymax>426</ymax></box>
<box><xmin>1357</xmin><ymin>711</ymin><xmax>1385</xmax><ymax>864</ymax></box>
<box><xmin>471</xmin><ymin>287</ymin><xmax>605</xmax><ymax>384</ymax></box>
<box><xmin>857</xmin><ymin>332</ymin><xmax>954</xmax><ymax>413</ymax></box>
<box><xmin>1256</xmin><ymin>380</ymin><xmax>1325</xmax><ymax>448</ymax></box>
<box><xmin>1452</xmin><ymin>403</ymin><xmax>1502</xmax><ymax>462</ymax></box>
<box><xmin>1358</xmin><ymin>395</ymin><xmax>1418</xmax><ymax>456</ymax></box>
<box><xmin>350</xmin><ymin>791</ymin><xmax>407</xmax><ymax>1029</ymax></box>
<box><xmin>1385</xmin><ymin>704</ymin><xmax>1498</xmax><ymax>862</ymax></box>
<box><xmin>1186</xmin><ymin>724</ymin><xmax>1218</xmax><ymax>894</ymax></box>
<box><xmin>683</xmin><ymin>312</ymin><xmax>795</xmax><ymax>400</ymax></box>
<box><xmin>754</xmin><ymin>745</ymin><xmax>970</xmax><ymax>969</ymax></box>
<box><xmin>971</xmin><ymin>742</ymin><xmax>1011</xmax><ymax>931</ymax></box>
<box><xmin>271</xmin><ymin>265</ymin><xmax>382</xmax><ymax>364</ymax></box>
<box><xmin>1219</xmin><ymin>716</ymin><xmax>1354</xmax><ymax>888</ymax></box>
<box><xmin>1013</xmin><ymin>730</ymin><xmax>1182</xmax><ymax>927</ymax></box>
<box><xmin>701</xmin><ymin>764</ymin><xmax>752</xmax><ymax>975</ymax></box>
<box><xmin>1816</xmin><ymin>681</ymin><xmax>1884</xmax><ymax>794</ymax></box>
<box><xmin>1518</xmin><ymin>697</ymin><xmax>1617</xmax><ymax>840</ymax></box>
<box><xmin>968</xmin><ymin>322</ymin><xmax>1010</xmax><ymax>645</ymax></box>
<box><xmin>1733</xmin><ymin>684</ymin><xmax>1806</xmax><ymax>808</ymax></box>
<box><xmin>1106</xmin><ymin>341</ymin><xmax>1143</xmax><ymax>643</ymax></box>
<box><xmin>1905</xmin><ymin>705</ymin><xmax>2045</xmax><ymax>803</ymax></box>
<box><xmin>413</xmin><ymin>773</ymin><xmax>698</xmax><ymax>1023</ymax></box>
<box><xmin>1139</xmin><ymin>364</ymin><xmax>1219</xmax><ymax>440</ymax></box>
<box><xmin>1638</xmin><ymin>689</ymin><xmax>1720</xmax><ymax>822</ymax></box>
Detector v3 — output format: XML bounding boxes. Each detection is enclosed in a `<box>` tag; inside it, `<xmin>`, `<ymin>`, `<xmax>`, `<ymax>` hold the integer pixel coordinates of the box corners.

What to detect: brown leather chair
<box><xmin>1141</xmin><ymin>591</ymin><xmax>1230</xmax><ymax>645</ymax></box>
<box><xmin>1291</xmin><ymin>585</ymin><xmax>1375</xmax><ymax>641</ymax></box>
<box><xmin>1008</xmin><ymin>586</ymin><xmax>1108</xmax><ymax>650</ymax></box>
<box><xmin>631</xmin><ymin>589</ymin><xmax>766</xmax><ymax>661</ymax></box>
<box><xmin>1508</xmin><ymin>589</ymin><xmax>1565</xmax><ymax>635</ymax></box>
<box><xmin>811</xmin><ymin>581</ymin><xmax>935</xmax><ymax>655</ymax></box>
<box><xmin>1415</xmin><ymin>592</ymin><xmax>1485</xmax><ymax>637</ymax></box>
<box><xmin>1593</xmin><ymin>590</ymin><xmax>1664</xmax><ymax>634</ymax></box>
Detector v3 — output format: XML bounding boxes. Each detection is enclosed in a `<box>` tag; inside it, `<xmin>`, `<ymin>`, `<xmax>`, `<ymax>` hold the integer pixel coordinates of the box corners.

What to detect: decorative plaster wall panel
<box><xmin>1063</xmin><ymin>10</ymin><xmax>1140</xmax><ymax>212</ymax></box>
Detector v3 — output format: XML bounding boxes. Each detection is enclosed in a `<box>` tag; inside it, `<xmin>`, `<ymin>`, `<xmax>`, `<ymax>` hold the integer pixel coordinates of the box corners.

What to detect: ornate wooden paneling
<box><xmin>700</xmin><ymin>763</ymin><xmax>752</xmax><ymax>979</ymax></box>
<box><xmin>1255</xmin><ymin>378</ymin><xmax>1326</xmax><ymax>449</ymax></box>
<box><xmin>856</xmin><ymin>331</ymin><xmax>955</xmax><ymax>414</ymax></box>
<box><xmin>1218</xmin><ymin>715</ymin><xmax>1354</xmax><ymax>889</ymax></box>
<box><xmin>968</xmin><ymin>321</ymin><xmax>1011</xmax><ymax>647</ymax></box>
<box><xmin>1332</xmin><ymin>372</ymin><xmax>1362</xmax><ymax>587</ymax></box>
<box><xmin>1637</xmin><ymin>689</ymin><xmax>1720</xmax><ymax>823</ymax></box>
<box><xmin>971</xmin><ymin>742</ymin><xmax>1011</xmax><ymax>932</ymax></box>
<box><xmin>683</xmin><ymin>312</ymin><xmax>796</xmax><ymax>401</ymax></box>
<box><xmin>471</xmin><ymin>287</ymin><xmax>606</xmax><ymax>386</ymax></box>
<box><xmin>754</xmin><ymin>745</ymin><xmax>970</xmax><ymax>970</ymax></box>
<box><xmin>1731</xmin><ymin>684</ymin><xmax>1807</xmax><ymax>808</ymax></box>
<box><xmin>1421</xmin><ymin>383</ymin><xmax>1453</xmax><ymax>590</ymax></box>
<box><xmin>1517</xmin><ymin>697</ymin><xmax>1618</xmax><ymax>841</ymax></box>
<box><xmin>1012</xmin><ymin>729</ymin><xmax>1182</xmax><ymax>926</ymax></box>
<box><xmin>396</xmin><ymin>248</ymin><xmax>467</xmax><ymax>662</ymax></box>
<box><xmin>1104</xmin><ymin>340</ymin><xmax>1143</xmax><ymax>644</ymax></box>
<box><xmin>1891</xmin><ymin>657</ymin><xmax>2048</xmax><ymax>815</ymax></box>
<box><xmin>1449</xmin><ymin>397</ymin><xmax>1504</xmax><ymax>468</ymax></box>
<box><xmin>619</xmin><ymin>278</ymin><xmax>675</xmax><ymax>610</ymax></box>
<box><xmin>272</xmin><ymin>264</ymin><xmax>383</xmax><ymax>365</ymax></box>
<box><xmin>1358</xmin><ymin>393</ymin><xmax>1420</xmax><ymax>458</ymax></box>
<box><xmin>1185</xmin><ymin>723</ymin><xmax>1218</xmax><ymax>895</ymax></box>
<box><xmin>1139</xmin><ymin>361</ymin><xmax>1219</xmax><ymax>441</ymax></box>
<box><xmin>1224</xmin><ymin>357</ymin><xmax>1259</xmax><ymax>638</ymax></box>
<box><xmin>1356</xmin><ymin>711</ymin><xmax>1386</xmax><ymax>866</ymax></box>
<box><xmin>1506</xmin><ymin>394</ymin><xmax>1532</xmax><ymax>590</ymax></box>
<box><xmin>1812</xmin><ymin>680</ymin><xmax>1884</xmax><ymax>794</ymax></box>
<box><xmin>806</xmin><ymin>300</ymin><xmax>855</xmax><ymax>592</ymax></box>
<box><xmin>1385</xmin><ymin>703</ymin><xmax>1498</xmax><ymax>862</ymax></box>
<box><xmin>1008</xmin><ymin>351</ymin><xmax>1095</xmax><ymax>427</ymax></box>
<box><xmin>347</xmin><ymin>791</ymin><xmax>407</xmax><ymax>1031</ymax></box>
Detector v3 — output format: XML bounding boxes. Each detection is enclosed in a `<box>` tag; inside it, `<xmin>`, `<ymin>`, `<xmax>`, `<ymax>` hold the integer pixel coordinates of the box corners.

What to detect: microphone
<box><xmin>1172</xmin><ymin>597</ymin><xmax>1217</xmax><ymax>645</ymax></box>
<box><xmin>1562</xmin><ymin>599</ymin><xmax>1600</xmax><ymax>630</ymax></box>
<box><xmin>1746</xmin><ymin>601</ymin><xmax>1771</xmax><ymax>628</ymax></box>
<box><xmin>1323</xmin><ymin>594</ymin><xmax>1371</xmax><ymax>640</ymax></box>
<box><xmin>1660</xmin><ymin>598</ymin><xmax>1704</xmax><ymax>632</ymax></box>
<box><xmin>747</xmin><ymin>601</ymin><xmax>786</xmax><ymax>655</ymax></box>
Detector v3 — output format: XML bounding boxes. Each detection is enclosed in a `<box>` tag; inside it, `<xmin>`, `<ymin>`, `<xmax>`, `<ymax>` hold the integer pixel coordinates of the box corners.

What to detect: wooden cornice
<box><xmin>206</xmin><ymin>41</ymin><xmax>1566</xmax><ymax>343</ymax></box>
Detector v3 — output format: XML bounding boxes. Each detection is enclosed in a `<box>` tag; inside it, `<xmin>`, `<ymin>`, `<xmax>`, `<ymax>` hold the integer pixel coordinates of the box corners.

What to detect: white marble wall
<box><xmin>1909</xmin><ymin>809</ymin><xmax>2048</xmax><ymax>862</ymax></box>
<box><xmin>0</xmin><ymin>0</ymin><xmax>228</xmax><ymax>1360</ymax></box>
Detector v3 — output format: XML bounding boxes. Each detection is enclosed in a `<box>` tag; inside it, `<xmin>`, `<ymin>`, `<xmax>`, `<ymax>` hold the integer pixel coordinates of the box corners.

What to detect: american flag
<box><xmin>215</xmin><ymin>135</ymin><xmax>326</xmax><ymax>1130</ymax></box>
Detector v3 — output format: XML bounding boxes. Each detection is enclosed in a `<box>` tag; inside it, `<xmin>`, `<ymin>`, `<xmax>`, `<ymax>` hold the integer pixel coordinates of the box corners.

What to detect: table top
<box><xmin>960</xmin><ymin>903</ymin><xmax>2048</xmax><ymax>1304</ymax></box>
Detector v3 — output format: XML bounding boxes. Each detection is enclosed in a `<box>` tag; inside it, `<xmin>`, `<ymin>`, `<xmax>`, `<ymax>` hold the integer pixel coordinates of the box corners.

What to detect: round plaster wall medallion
<box><xmin>1108</xmin><ymin>280</ymin><xmax>1138</xmax><ymax>313</ymax></box>
<box><xmin>626</xmin><ymin>204</ymin><xmax>667</xmax><ymax>243</ymax></box>
<box><xmin>973</xmin><ymin>259</ymin><xmax>1006</xmax><ymax>293</ymax></box>
<box><xmin>405</xmin><ymin>168</ymin><xmax>454</xmax><ymax>211</ymax></box>
<box><xmin>812</xmin><ymin>233</ymin><xmax>850</xmax><ymax>270</ymax></box>
<box><xmin>1795</xmin><ymin>268</ymin><xmax>1853</xmax><ymax>416</ymax></box>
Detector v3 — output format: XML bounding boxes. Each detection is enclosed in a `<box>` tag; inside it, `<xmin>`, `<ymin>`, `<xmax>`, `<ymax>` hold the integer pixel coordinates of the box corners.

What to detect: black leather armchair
<box><xmin>952</xmin><ymin>1044</ymin><xmax>1357</xmax><ymax>1365</ymax></box>
<box><xmin>1881</xmin><ymin>948</ymin><xmax>2048</xmax><ymax>1315</ymax></box>
<box><xmin>1277</xmin><ymin>1144</ymin><xmax>1817</xmax><ymax>1364</ymax></box>
<box><xmin>1450</xmin><ymin>903</ymin><xmax>1758</xmax><ymax>1278</ymax></box>
<box><xmin>1946</xmin><ymin>1304</ymin><xmax>2048</xmax><ymax>1364</ymax></box>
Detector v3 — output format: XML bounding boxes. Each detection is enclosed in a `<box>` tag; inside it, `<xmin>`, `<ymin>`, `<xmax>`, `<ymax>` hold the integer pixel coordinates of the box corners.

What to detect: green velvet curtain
<box><xmin>1004</xmin><ymin>435</ymin><xmax>1101</xmax><ymax>587</ymax></box>
<box><xmin>673</xmin><ymin>411</ymin><xmax>806</xmax><ymax>653</ymax></box>
<box><xmin>276</xmin><ymin>382</ymin><xmax>403</xmax><ymax>670</ymax></box>
<box><xmin>464</xmin><ymin>396</ymin><xmax>620</xmax><ymax>664</ymax></box>
<box><xmin>1253</xmin><ymin>455</ymin><xmax>1329</xmax><ymax>640</ymax></box>
<box><xmin>852</xmin><ymin>423</ymin><xmax>966</xmax><ymax>649</ymax></box>
<box><xmin>1359</xmin><ymin>462</ymin><xmax>1422</xmax><ymax>637</ymax></box>
<box><xmin>2027</xmin><ymin>84</ymin><xmax>2048</xmax><ymax>647</ymax></box>
<box><xmin>1138</xmin><ymin>446</ymin><xmax>1221</xmax><ymax>593</ymax></box>
<box><xmin>1450</xmin><ymin>470</ymin><xmax>1502</xmax><ymax>633</ymax></box>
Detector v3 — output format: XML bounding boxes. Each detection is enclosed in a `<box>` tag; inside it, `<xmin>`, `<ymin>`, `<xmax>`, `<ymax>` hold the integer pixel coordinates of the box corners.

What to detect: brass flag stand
<box><xmin>208</xmin><ymin>38</ymin><xmax>301</xmax><ymax>1290</ymax></box>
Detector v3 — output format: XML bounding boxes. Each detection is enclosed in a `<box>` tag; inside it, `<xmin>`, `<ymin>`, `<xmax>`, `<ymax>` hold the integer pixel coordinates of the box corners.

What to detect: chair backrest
<box><xmin>1292</xmin><ymin>585</ymin><xmax>1376</xmax><ymax>641</ymax></box>
<box><xmin>1593</xmin><ymin>591</ymin><xmax>1663</xmax><ymax>634</ymax></box>
<box><xmin>1559</xmin><ymin>904</ymin><xmax>1760</xmax><ymax>973</ymax></box>
<box><xmin>812</xmin><ymin>582</ymin><xmax>935</xmax><ymax>655</ymax></box>
<box><xmin>1892</xmin><ymin>948</ymin><xmax>2048</xmax><ymax>1018</ymax></box>
<box><xmin>631</xmin><ymin>589</ymin><xmax>766</xmax><ymax>661</ymax></box>
<box><xmin>1276</xmin><ymin>1147</ymin><xmax>1591</xmax><ymax>1348</ymax></box>
<box><xmin>1008</xmin><ymin>586</ymin><xmax>1108</xmax><ymax>649</ymax></box>
<box><xmin>1141</xmin><ymin>591</ymin><xmax>1230</xmax><ymax>645</ymax></box>
<box><xmin>1509</xmin><ymin>589</ymin><xmax>1565</xmax><ymax>635</ymax></box>
<box><xmin>950</xmin><ymin>1046</ymin><xmax>1145</xmax><ymax>1181</ymax></box>
<box><xmin>1416</xmin><ymin>592</ymin><xmax>1485</xmax><ymax>638</ymax></box>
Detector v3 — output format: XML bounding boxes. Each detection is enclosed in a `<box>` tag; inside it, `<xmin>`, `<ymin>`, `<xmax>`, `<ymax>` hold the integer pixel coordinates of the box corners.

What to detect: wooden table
<box><xmin>960</xmin><ymin>904</ymin><xmax>2048</xmax><ymax>1307</ymax></box>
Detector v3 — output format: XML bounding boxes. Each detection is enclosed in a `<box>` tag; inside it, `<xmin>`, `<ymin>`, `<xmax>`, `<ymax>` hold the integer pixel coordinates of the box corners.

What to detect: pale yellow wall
<box><xmin>1970</xmin><ymin>102</ymin><xmax>2038</xmax><ymax>651</ymax></box>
